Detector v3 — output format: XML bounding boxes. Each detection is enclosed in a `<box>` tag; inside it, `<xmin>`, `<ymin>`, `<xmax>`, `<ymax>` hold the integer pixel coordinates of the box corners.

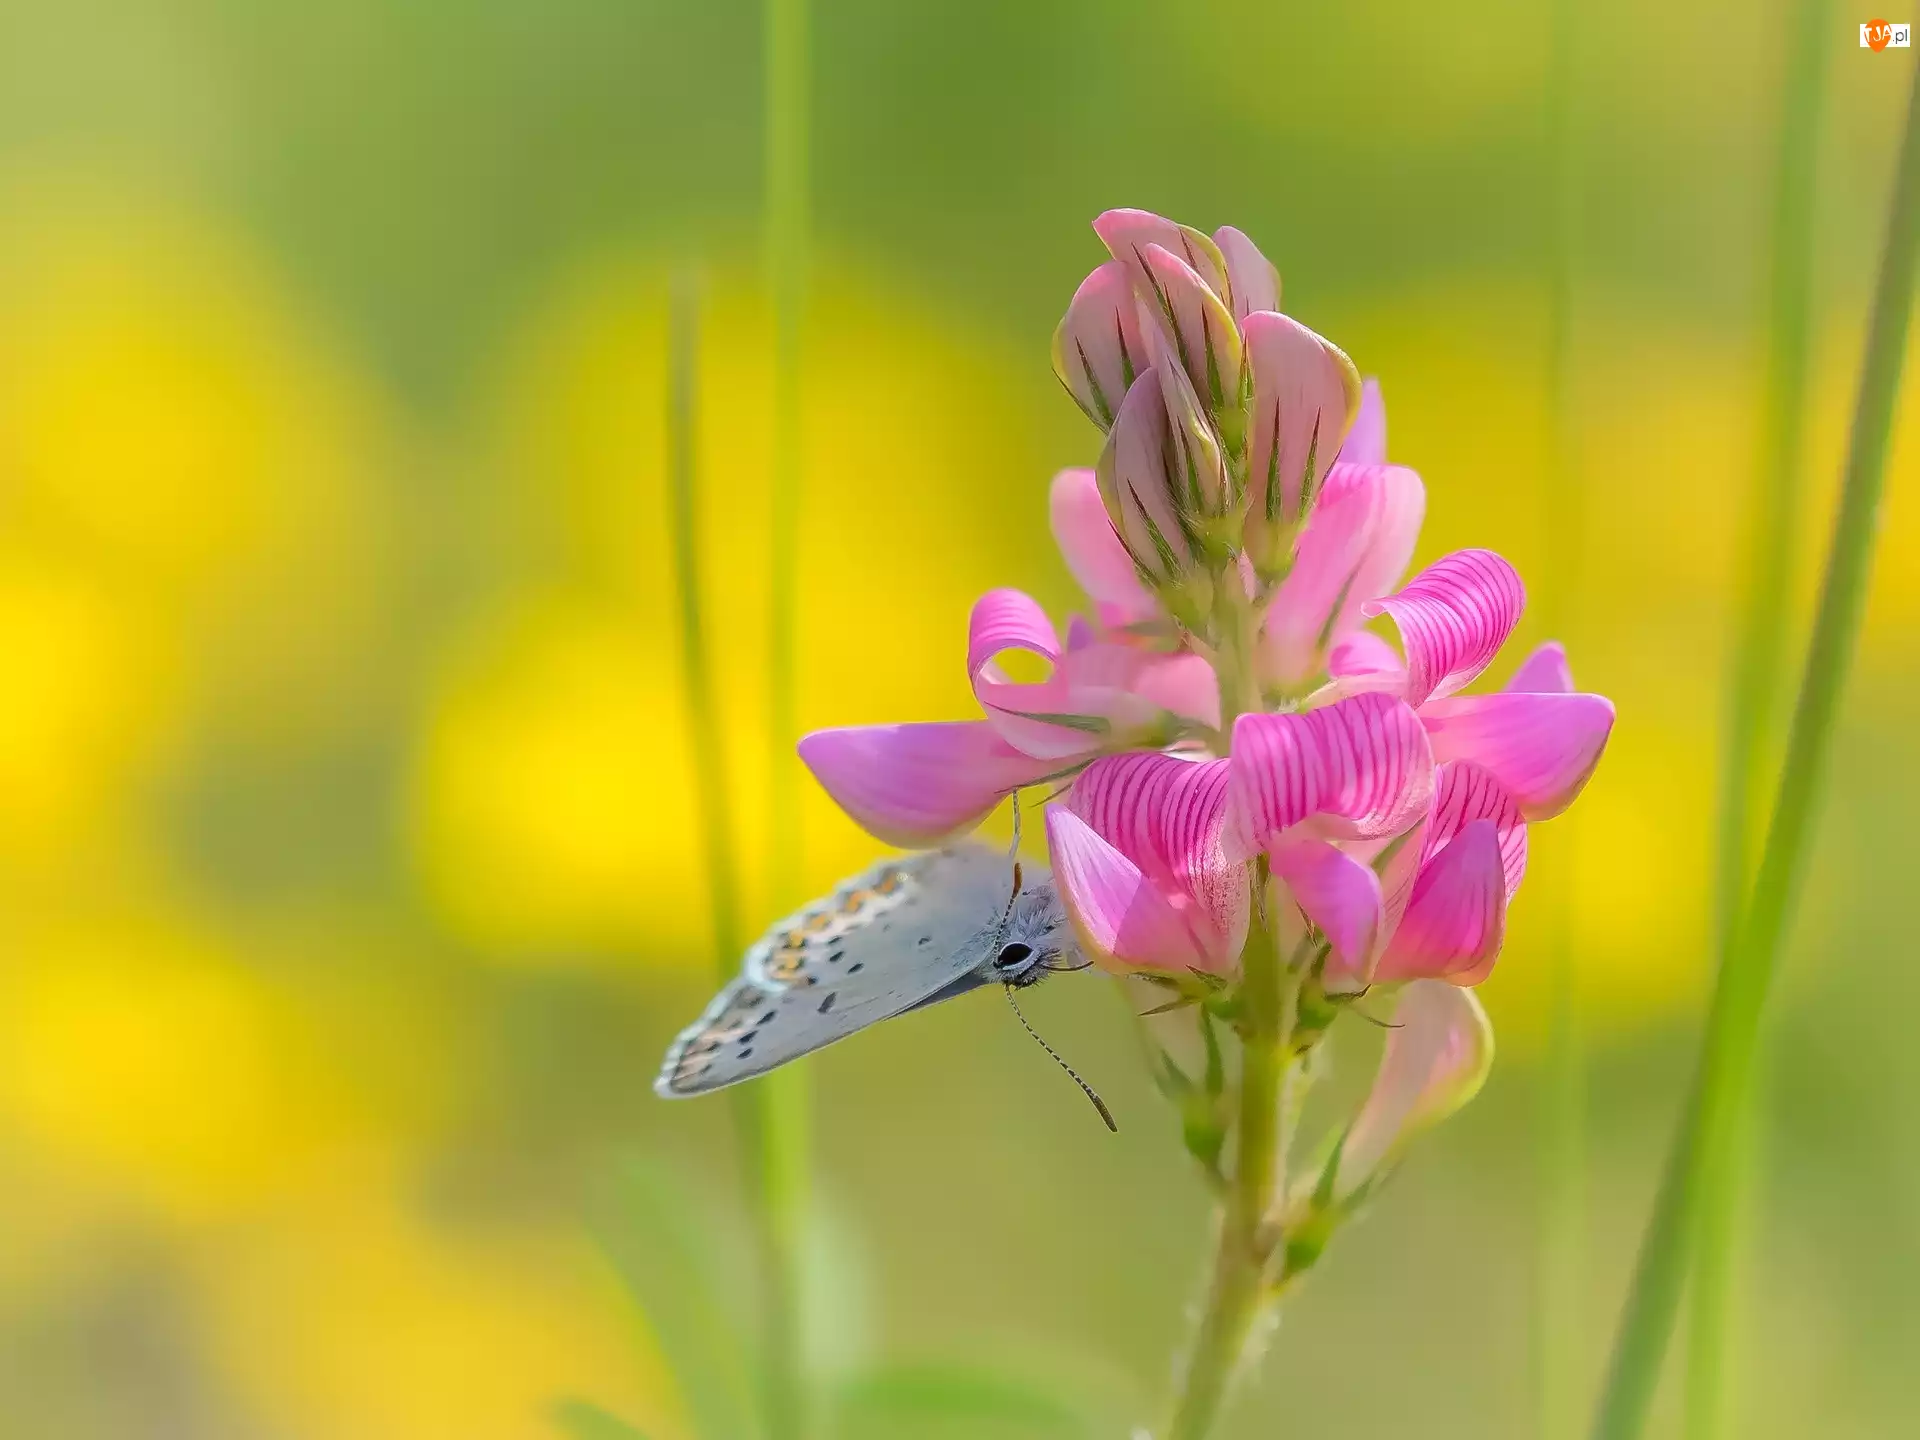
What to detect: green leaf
<box><xmin>592</xmin><ymin>1158</ymin><xmax>761</xmax><ymax>1440</ymax></box>
<box><xmin>551</xmin><ymin>1399</ymin><xmax>652</xmax><ymax>1440</ymax></box>
<box><xmin>829</xmin><ymin>1363</ymin><xmax>1103</xmax><ymax>1440</ymax></box>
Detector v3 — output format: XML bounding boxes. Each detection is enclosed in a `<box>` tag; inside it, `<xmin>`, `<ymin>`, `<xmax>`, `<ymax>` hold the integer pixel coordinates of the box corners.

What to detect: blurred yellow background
<box><xmin>0</xmin><ymin>1</ymin><xmax>1915</xmax><ymax>1435</ymax></box>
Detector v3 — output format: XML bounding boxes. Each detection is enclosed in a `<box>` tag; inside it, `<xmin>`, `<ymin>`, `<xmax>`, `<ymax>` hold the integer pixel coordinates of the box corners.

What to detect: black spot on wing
<box><xmin>818</xmin><ymin>992</ymin><xmax>837</xmax><ymax>1014</ymax></box>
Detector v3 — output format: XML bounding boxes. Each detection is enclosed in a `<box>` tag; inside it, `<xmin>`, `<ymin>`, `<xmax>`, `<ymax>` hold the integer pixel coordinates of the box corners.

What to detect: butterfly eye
<box><xmin>995</xmin><ymin>942</ymin><xmax>1035</xmax><ymax>972</ymax></box>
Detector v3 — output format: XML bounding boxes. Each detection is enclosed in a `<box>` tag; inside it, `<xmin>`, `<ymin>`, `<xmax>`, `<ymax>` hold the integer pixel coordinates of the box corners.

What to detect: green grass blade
<box><xmin>758</xmin><ymin>0</ymin><xmax>815</xmax><ymax>1436</ymax></box>
<box><xmin>1536</xmin><ymin>0</ymin><xmax>1586</xmax><ymax>1434</ymax></box>
<box><xmin>593</xmin><ymin>1159</ymin><xmax>760</xmax><ymax>1440</ymax></box>
<box><xmin>1591</xmin><ymin>55</ymin><xmax>1920</xmax><ymax>1440</ymax></box>
<box><xmin>1686</xmin><ymin>2</ymin><xmax>1833</xmax><ymax>1436</ymax></box>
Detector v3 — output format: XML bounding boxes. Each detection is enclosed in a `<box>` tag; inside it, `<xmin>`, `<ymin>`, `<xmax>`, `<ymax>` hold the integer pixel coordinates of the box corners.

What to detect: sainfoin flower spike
<box><xmin>793</xmin><ymin>208</ymin><xmax>1613</xmax><ymax>1440</ymax></box>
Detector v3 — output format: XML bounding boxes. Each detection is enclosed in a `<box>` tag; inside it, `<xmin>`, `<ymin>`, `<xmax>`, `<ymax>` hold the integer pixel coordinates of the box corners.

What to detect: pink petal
<box><xmin>1051</xmin><ymin>260</ymin><xmax>1150</xmax><ymax>429</ymax></box>
<box><xmin>1340</xmin><ymin>379</ymin><xmax>1387</xmax><ymax>466</ymax></box>
<box><xmin>1376</xmin><ymin>818</ymin><xmax>1507</xmax><ymax>985</ymax></box>
<box><xmin>1213</xmin><ymin>225</ymin><xmax>1280</xmax><ymax>321</ymax></box>
<box><xmin>1362</xmin><ymin>549</ymin><xmax>1525</xmax><ymax>706</ymax></box>
<box><xmin>797</xmin><ymin>722</ymin><xmax>1057</xmax><ymax>849</ymax></box>
<box><xmin>1504</xmin><ymin>640</ymin><xmax>1575</xmax><ymax>695</ymax></box>
<box><xmin>1092</xmin><ymin>209</ymin><xmax>1232</xmax><ymax>310</ymax></box>
<box><xmin>1261</xmin><ymin>462</ymin><xmax>1425</xmax><ymax>688</ymax></box>
<box><xmin>1049</xmin><ymin>468</ymin><xmax>1157</xmax><ymax>623</ymax></box>
<box><xmin>967</xmin><ymin>588</ymin><xmax>1060</xmax><ymax>678</ymax></box>
<box><xmin>1421</xmin><ymin>691</ymin><xmax>1615</xmax><ymax>821</ymax></box>
<box><xmin>1045</xmin><ymin>808</ymin><xmax>1222</xmax><ymax>975</ymax></box>
<box><xmin>1243</xmin><ymin>311</ymin><xmax>1363</xmax><ymax>528</ymax></box>
<box><xmin>1097</xmin><ymin>368</ymin><xmax>1189</xmax><ymax>576</ymax></box>
<box><xmin>1269</xmin><ymin>837</ymin><xmax>1382</xmax><ymax>980</ymax></box>
<box><xmin>1128</xmin><ymin>651</ymin><xmax>1222</xmax><ymax>730</ymax></box>
<box><xmin>1138</xmin><ymin>242</ymin><xmax>1246</xmax><ymax>419</ymax></box>
<box><xmin>1329</xmin><ymin>630</ymin><xmax>1406</xmax><ymax>680</ymax></box>
<box><xmin>1340</xmin><ymin>980</ymin><xmax>1493</xmax><ymax>1194</ymax></box>
<box><xmin>1066</xmin><ymin>752</ymin><xmax>1247</xmax><ymax>967</ymax></box>
<box><xmin>967</xmin><ymin>590</ymin><xmax>1101</xmax><ymax>761</ymax></box>
<box><xmin>1225</xmin><ymin>692</ymin><xmax>1434</xmax><ymax>854</ymax></box>
<box><xmin>1426</xmin><ymin>759</ymin><xmax>1528</xmax><ymax>897</ymax></box>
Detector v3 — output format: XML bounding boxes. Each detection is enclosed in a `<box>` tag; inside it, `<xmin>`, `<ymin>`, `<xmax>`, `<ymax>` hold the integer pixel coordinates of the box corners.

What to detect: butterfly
<box><xmin>654</xmin><ymin>842</ymin><xmax>1112</xmax><ymax>1126</ymax></box>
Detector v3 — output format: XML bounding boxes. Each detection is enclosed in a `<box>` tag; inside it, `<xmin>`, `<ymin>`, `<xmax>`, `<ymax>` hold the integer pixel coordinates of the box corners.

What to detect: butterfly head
<box><xmin>989</xmin><ymin>880</ymin><xmax>1076</xmax><ymax>988</ymax></box>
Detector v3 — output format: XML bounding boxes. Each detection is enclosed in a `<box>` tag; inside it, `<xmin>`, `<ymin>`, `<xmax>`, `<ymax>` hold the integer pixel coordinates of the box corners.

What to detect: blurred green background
<box><xmin>0</xmin><ymin>1</ymin><xmax>1916</xmax><ymax>1436</ymax></box>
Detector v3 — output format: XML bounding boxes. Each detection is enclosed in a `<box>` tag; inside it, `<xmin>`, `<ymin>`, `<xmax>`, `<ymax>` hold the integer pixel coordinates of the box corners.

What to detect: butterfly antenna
<box><xmin>1003</xmin><ymin>984</ymin><xmax>1117</xmax><ymax>1132</ymax></box>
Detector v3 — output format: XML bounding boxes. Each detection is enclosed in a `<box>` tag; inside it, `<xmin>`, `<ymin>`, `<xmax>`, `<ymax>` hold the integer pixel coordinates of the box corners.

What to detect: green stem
<box><xmin>756</xmin><ymin>0</ymin><xmax>812</xmax><ymax>1435</ymax></box>
<box><xmin>1591</xmin><ymin>57</ymin><xmax>1920</xmax><ymax>1440</ymax></box>
<box><xmin>1536</xmin><ymin>0</ymin><xmax>1585</xmax><ymax>1432</ymax></box>
<box><xmin>1686</xmin><ymin>3</ymin><xmax>1831</xmax><ymax>1436</ymax></box>
<box><xmin>669</xmin><ymin>278</ymin><xmax>740</xmax><ymax>988</ymax></box>
<box><xmin>1165</xmin><ymin>863</ymin><xmax>1288</xmax><ymax>1440</ymax></box>
<box><xmin>670</xmin><ymin>278</ymin><xmax>792</xmax><ymax>1437</ymax></box>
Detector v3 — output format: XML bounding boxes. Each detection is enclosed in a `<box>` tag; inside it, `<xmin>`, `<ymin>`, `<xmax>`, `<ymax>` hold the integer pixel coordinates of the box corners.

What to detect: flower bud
<box><xmin>1095</xmin><ymin>367</ymin><xmax>1217</xmax><ymax>631</ymax></box>
<box><xmin>1213</xmin><ymin>225</ymin><xmax>1280</xmax><ymax>322</ymax></box>
<box><xmin>1241</xmin><ymin>312</ymin><xmax>1362</xmax><ymax>585</ymax></box>
<box><xmin>1052</xmin><ymin>260</ymin><xmax>1148</xmax><ymax>430</ymax></box>
<box><xmin>1092</xmin><ymin>209</ymin><xmax>1233</xmax><ymax>312</ymax></box>
<box><xmin>1137</xmin><ymin>243</ymin><xmax>1248</xmax><ymax>460</ymax></box>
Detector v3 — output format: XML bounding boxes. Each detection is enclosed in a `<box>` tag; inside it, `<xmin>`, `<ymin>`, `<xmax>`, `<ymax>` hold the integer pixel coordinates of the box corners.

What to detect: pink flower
<box><xmin>1259</xmin><ymin>543</ymin><xmax>1613</xmax><ymax>987</ymax></box>
<box><xmin>803</xmin><ymin>211</ymin><xmax>1612</xmax><ymax>1001</ymax></box>
<box><xmin>1046</xmin><ymin>692</ymin><xmax>1433</xmax><ymax>977</ymax></box>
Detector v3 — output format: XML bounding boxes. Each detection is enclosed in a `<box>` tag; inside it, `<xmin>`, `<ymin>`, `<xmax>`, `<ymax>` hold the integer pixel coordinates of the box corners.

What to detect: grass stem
<box><xmin>756</xmin><ymin>0</ymin><xmax>813</xmax><ymax>1435</ymax></box>
<box><xmin>1590</xmin><ymin>54</ymin><xmax>1920</xmax><ymax>1440</ymax></box>
<box><xmin>1685</xmin><ymin>3</ymin><xmax>1832</xmax><ymax>1436</ymax></box>
<box><xmin>1536</xmin><ymin>0</ymin><xmax>1587</xmax><ymax>1431</ymax></box>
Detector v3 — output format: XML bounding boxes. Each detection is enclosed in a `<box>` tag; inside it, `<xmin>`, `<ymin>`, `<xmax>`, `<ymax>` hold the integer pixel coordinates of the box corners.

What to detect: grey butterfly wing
<box><xmin>655</xmin><ymin>844</ymin><xmax>1017</xmax><ymax>1097</ymax></box>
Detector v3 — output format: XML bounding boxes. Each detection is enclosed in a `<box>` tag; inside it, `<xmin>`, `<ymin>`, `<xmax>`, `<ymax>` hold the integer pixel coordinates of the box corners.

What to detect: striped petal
<box><xmin>1426</xmin><ymin>759</ymin><xmax>1528</xmax><ymax>897</ymax></box>
<box><xmin>1376</xmin><ymin>818</ymin><xmax>1507</xmax><ymax>985</ymax></box>
<box><xmin>1225</xmin><ymin>691</ymin><xmax>1434</xmax><ymax>855</ymax></box>
<box><xmin>1504</xmin><ymin>640</ymin><xmax>1575</xmax><ymax>695</ymax></box>
<box><xmin>1261</xmin><ymin>462</ymin><xmax>1426</xmax><ymax>688</ymax></box>
<box><xmin>797</xmin><ymin>722</ymin><xmax>1057</xmax><ymax>849</ymax></box>
<box><xmin>1139</xmin><ymin>242</ymin><xmax>1246</xmax><ymax>424</ymax></box>
<box><xmin>968</xmin><ymin>590</ymin><xmax>1216</xmax><ymax>760</ymax></box>
<box><xmin>1065</xmin><ymin>751</ymin><xmax>1247</xmax><ymax>968</ymax></box>
<box><xmin>1362</xmin><ymin>549</ymin><xmax>1525</xmax><ymax>706</ymax></box>
<box><xmin>1092</xmin><ymin>209</ymin><xmax>1233</xmax><ymax>311</ymax></box>
<box><xmin>1045</xmin><ymin>808</ymin><xmax>1223</xmax><ymax>975</ymax></box>
<box><xmin>1339</xmin><ymin>980</ymin><xmax>1493</xmax><ymax>1196</ymax></box>
<box><xmin>1243</xmin><ymin>311</ymin><xmax>1363</xmax><ymax>529</ymax></box>
<box><xmin>1052</xmin><ymin>260</ymin><xmax>1149</xmax><ymax>430</ymax></box>
<box><xmin>1213</xmin><ymin>225</ymin><xmax>1279</xmax><ymax>321</ymax></box>
<box><xmin>1421</xmin><ymin>690</ymin><xmax>1615</xmax><ymax>821</ymax></box>
<box><xmin>1049</xmin><ymin>468</ymin><xmax>1158</xmax><ymax>624</ymax></box>
<box><xmin>1097</xmin><ymin>368</ymin><xmax>1190</xmax><ymax>579</ymax></box>
<box><xmin>1340</xmin><ymin>378</ymin><xmax>1387</xmax><ymax>466</ymax></box>
<box><xmin>967</xmin><ymin>587</ymin><xmax>1060</xmax><ymax>678</ymax></box>
<box><xmin>1269</xmin><ymin>837</ymin><xmax>1382</xmax><ymax>980</ymax></box>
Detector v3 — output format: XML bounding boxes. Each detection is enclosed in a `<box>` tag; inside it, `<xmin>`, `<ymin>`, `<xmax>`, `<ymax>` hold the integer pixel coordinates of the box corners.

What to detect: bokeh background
<box><xmin>0</xmin><ymin>1</ymin><xmax>1915</xmax><ymax>1436</ymax></box>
